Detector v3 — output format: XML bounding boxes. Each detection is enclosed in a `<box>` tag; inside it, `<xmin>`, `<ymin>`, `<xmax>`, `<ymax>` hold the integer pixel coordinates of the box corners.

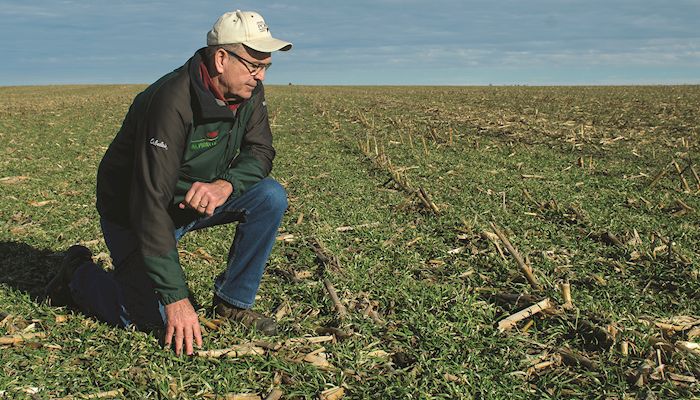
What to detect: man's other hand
<box><xmin>163</xmin><ymin>298</ymin><xmax>203</xmax><ymax>356</ymax></box>
<box><xmin>178</xmin><ymin>180</ymin><xmax>233</xmax><ymax>216</ymax></box>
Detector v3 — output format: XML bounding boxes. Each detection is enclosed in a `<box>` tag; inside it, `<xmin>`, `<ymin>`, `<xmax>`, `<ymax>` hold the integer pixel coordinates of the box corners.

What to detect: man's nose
<box><xmin>254</xmin><ymin>68</ymin><xmax>266</xmax><ymax>81</ymax></box>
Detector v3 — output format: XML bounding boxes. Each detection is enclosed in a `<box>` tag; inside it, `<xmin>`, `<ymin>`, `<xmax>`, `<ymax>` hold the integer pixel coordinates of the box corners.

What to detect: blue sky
<box><xmin>1</xmin><ymin>0</ymin><xmax>698</xmax><ymax>86</ymax></box>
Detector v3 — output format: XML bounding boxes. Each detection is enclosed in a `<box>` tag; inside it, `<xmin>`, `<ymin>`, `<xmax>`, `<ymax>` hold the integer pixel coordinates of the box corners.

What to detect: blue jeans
<box><xmin>68</xmin><ymin>177</ymin><xmax>287</xmax><ymax>329</ymax></box>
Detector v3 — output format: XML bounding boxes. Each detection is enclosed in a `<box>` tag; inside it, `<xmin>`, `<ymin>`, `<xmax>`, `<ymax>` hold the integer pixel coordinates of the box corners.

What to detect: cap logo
<box><xmin>257</xmin><ymin>21</ymin><xmax>269</xmax><ymax>32</ymax></box>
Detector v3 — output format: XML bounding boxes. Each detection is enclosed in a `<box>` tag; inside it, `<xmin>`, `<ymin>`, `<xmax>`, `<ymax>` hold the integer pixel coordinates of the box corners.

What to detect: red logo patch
<box><xmin>206</xmin><ymin>131</ymin><xmax>219</xmax><ymax>139</ymax></box>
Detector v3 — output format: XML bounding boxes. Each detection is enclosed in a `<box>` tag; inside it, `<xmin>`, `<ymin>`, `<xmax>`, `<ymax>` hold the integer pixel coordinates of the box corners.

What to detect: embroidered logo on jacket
<box><xmin>190</xmin><ymin>131</ymin><xmax>220</xmax><ymax>151</ymax></box>
<box><xmin>149</xmin><ymin>138</ymin><xmax>168</xmax><ymax>150</ymax></box>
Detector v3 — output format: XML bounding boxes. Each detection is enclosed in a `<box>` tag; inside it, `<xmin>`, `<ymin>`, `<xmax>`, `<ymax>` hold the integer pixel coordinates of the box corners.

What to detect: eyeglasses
<box><xmin>225</xmin><ymin>50</ymin><xmax>271</xmax><ymax>76</ymax></box>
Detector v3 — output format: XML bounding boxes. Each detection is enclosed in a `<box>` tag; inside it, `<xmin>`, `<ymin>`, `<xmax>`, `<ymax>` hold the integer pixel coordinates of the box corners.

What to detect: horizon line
<box><xmin>2</xmin><ymin>82</ymin><xmax>700</xmax><ymax>88</ymax></box>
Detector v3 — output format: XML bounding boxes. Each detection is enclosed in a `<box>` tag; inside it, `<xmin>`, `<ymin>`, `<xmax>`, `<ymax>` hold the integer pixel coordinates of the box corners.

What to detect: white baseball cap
<box><xmin>207</xmin><ymin>10</ymin><xmax>292</xmax><ymax>52</ymax></box>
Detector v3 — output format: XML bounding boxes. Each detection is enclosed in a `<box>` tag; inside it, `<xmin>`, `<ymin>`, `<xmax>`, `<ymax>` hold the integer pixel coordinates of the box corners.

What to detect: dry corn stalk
<box><xmin>198</xmin><ymin>315</ymin><xmax>218</xmax><ymax>331</ymax></box>
<box><xmin>358</xmin><ymin>135</ymin><xmax>439</xmax><ymax>215</ymax></box>
<box><xmin>87</xmin><ymin>389</ymin><xmax>124</xmax><ymax>399</ymax></box>
<box><xmin>651</xmin><ymin>316</ymin><xmax>700</xmax><ymax>332</ymax></box>
<box><xmin>195</xmin><ymin>344</ymin><xmax>265</xmax><ymax>358</ymax></box>
<box><xmin>303</xmin><ymin>347</ymin><xmax>333</xmax><ymax>369</ymax></box>
<box><xmin>285</xmin><ymin>335</ymin><xmax>335</xmax><ymax>345</ymax></box>
<box><xmin>273</xmin><ymin>302</ymin><xmax>291</xmax><ymax>320</ymax></box>
<box><xmin>672</xmin><ymin>160</ymin><xmax>692</xmax><ymax>192</ymax></box>
<box><xmin>490</xmin><ymin>222</ymin><xmax>541</xmax><ymax>290</ymax></box>
<box><xmin>675</xmin><ymin>341</ymin><xmax>700</xmax><ymax>355</ymax></box>
<box><xmin>620</xmin><ymin>341</ymin><xmax>629</xmax><ymax>356</ymax></box>
<box><xmin>226</xmin><ymin>394</ymin><xmax>261</xmax><ymax>400</ymax></box>
<box><xmin>323</xmin><ymin>278</ymin><xmax>348</xmax><ymax>320</ymax></box>
<box><xmin>417</xmin><ymin>187</ymin><xmax>440</xmax><ymax>213</ymax></box>
<box><xmin>497</xmin><ymin>298</ymin><xmax>553</xmax><ymax>332</ymax></box>
<box><xmin>0</xmin><ymin>332</ymin><xmax>46</xmax><ymax>345</ymax></box>
<box><xmin>558</xmin><ymin>347</ymin><xmax>596</xmax><ymax>370</ymax></box>
<box><xmin>668</xmin><ymin>373</ymin><xmax>697</xmax><ymax>383</ymax></box>
<box><xmin>560</xmin><ymin>282</ymin><xmax>573</xmax><ymax>310</ymax></box>
<box><xmin>265</xmin><ymin>389</ymin><xmax>283</xmax><ymax>400</ymax></box>
<box><xmin>649</xmin><ymin>161</ymin><xmax>672</xmax><ymax>188</ymax></box>
<box><xmin>320</xmin><ymin>387</ymin><xmax>345</xmax><ymax>400</ymax></box>
<box><xmin>335</xmin><ymin>222</ymin><xmax>380</xmax><ymax>232</ymax></box>
<box><xmin>481</xmin><ymin>230</ymin><xmax>506</xmax><ymax>260</ymax></box>
<box><xmin>526</xmin><ymin>354</ymin><xmax>561</xmax><ymax>376</ymax></box>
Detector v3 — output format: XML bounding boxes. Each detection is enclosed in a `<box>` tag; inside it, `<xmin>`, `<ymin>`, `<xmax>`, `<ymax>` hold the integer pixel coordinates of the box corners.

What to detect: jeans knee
<box><xmin>260</xmin><ymin>179</ymin><xmax>288</xmax><ymax>215</ymax></box>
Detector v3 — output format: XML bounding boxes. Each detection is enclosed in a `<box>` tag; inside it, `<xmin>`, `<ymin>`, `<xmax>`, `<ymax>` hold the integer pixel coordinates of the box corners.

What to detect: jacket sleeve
<box><xmin>218</xmin><ymin>85</ymin><xmax>275</xmax><ymax>197</ymax></box>
<box><xmin>129</xmin><ymin>90</ymin><xmax>190</xmax><ymax>305</ymax></box>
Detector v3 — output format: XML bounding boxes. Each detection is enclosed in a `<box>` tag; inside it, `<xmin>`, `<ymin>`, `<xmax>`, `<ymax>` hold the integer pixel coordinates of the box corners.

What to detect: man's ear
<box><xmin>214</xmin><ymin>49</ymin><xmax>227</xmax><ymax>74</ymax></box>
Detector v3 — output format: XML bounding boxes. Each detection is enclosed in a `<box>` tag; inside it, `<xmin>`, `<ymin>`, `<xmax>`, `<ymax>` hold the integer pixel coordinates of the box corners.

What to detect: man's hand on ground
<box><xmin>163</xmin><ymin>298</ymin><xmax>203</xmax><ymax>356</ymax></box>
<box><xmin>178</xmin><ymin>180</ymin><xmax>233</xmax><ymax>216</ymax></box>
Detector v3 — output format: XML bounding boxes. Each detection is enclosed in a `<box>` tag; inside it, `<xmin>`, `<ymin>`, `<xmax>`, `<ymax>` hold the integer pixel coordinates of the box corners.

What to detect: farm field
<box><xmin>0</xmin><ymin>84</ymin><xmax>699</xmax><ymax>399</ymax></box>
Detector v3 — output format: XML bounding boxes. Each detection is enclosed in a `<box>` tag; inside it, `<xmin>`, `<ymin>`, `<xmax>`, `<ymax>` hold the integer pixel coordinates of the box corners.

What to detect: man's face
<box><xmin>219</xmin><ymin>46</ymin><xmax>271</xmax><ymax>102</ymax></box>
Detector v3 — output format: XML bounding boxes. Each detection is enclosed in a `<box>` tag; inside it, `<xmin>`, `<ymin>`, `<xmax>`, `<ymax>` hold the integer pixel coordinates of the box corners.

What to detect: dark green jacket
<box><xmin>96</xmin><ymin>49</ymin><xmax>275</xmax><ymax>305</ymax></box>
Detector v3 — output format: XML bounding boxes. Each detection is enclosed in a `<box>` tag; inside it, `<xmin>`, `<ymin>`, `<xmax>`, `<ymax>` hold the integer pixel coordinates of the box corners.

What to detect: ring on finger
<box><xmin>199</xmin><ymin>203</ymin><xmax>207</xmax><ymax>208</ymax></box>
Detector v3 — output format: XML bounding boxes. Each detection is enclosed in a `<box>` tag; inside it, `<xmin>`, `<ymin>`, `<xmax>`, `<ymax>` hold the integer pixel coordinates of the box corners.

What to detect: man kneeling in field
<box><xmin>44</xmin><ymin>10</ymin><xmax>292</xmax><ymax>355</ymax></box>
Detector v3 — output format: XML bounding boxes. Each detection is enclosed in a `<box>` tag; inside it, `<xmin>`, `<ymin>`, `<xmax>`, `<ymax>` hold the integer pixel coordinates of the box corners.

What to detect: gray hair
<box><xmin>204</xmin><ymin>43</ymin><xmax>244</xmax><ymax>71</ymax></box>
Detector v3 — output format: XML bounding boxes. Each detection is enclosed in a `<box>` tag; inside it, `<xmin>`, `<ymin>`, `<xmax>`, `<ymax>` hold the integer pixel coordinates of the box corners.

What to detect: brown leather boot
<box><xmin>212</xmin><ymin>295</ymin><xmax>277</xmax><ymax>335</ymax></box>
